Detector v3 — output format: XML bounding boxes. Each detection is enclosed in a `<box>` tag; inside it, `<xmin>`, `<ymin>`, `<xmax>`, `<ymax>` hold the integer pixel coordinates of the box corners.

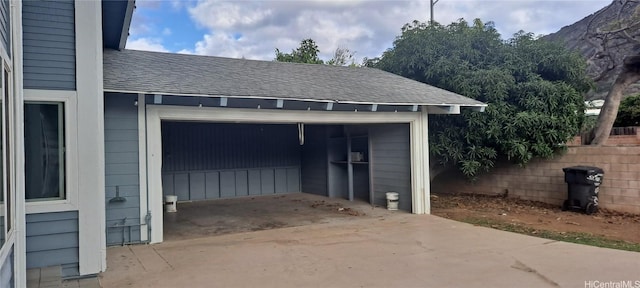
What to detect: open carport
<box><xmin>102</xmin><ymin>49</ymin><xmax>487</xmax><ymax>245</ymax></box>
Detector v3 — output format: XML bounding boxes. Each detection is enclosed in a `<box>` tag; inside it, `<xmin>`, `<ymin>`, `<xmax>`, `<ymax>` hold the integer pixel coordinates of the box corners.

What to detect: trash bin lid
<box><xmin>562</xmin><ymin>166</ymin><xmax>604</xmax><ymax>174</ymax></box>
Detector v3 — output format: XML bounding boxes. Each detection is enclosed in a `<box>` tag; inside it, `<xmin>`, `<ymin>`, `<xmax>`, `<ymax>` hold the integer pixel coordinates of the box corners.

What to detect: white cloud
<box><xmin>162</xmin><ymin>28</ymin><xmax>172</xmax><ymax>36</ymax></box>
<box><xmin>130</xmin><ymin>0</ymin><xmax>612</xmax><ymax>62</ymax></box>
<box><xmin>126</xmin><ymin>37</ymin><xmax>169</xmax><ymax>52</ymax></box>
<box><xmin>189</xmin><ymin>1</ymin><xmax>273</xmax><ymax>29</ymax></box>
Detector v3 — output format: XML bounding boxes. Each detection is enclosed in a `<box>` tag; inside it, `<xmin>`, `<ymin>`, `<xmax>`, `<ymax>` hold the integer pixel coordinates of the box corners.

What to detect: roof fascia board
<box><xmin>425</xmin><ymin>105</ymin><xmax>461</xmax><ymax>115</ymax></box>
<box><xmin>104</xmin><ymin>89</ymin><xmax>487</xmax><ymax>108</ymax></box>
<box><xmin>118</xmin><ymin>0</ymin><xmax>135</xmax><ymax>50</ymax></box>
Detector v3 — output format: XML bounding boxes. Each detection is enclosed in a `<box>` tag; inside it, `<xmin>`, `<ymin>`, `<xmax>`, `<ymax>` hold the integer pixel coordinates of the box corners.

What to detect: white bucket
<box><xmin>164</xmin><ymin>195</ymin><xmax>178</xmax><ymax>213</ymax></box>
<box><xmin>386</xmin><ymin>192</ymin><xmax>399</xmax><ymax>211</ymax></box>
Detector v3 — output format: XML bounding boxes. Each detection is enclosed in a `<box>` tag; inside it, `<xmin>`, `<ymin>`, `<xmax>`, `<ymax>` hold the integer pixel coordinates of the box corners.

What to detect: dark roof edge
<box><xmin>118</xmin><ymin>0</ymin><xmax>136</xmax><ymax>50</ymax></box>
<box><xmin>103</xmin><ymin>89</ymin><xmax>488</xmax><ymax>107</ymax></box>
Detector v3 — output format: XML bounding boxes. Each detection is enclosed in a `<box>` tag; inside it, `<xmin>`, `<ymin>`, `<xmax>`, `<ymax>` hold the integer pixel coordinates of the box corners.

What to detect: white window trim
<box><xmin>137</xmin><ymin>94</ymin><xmax>148</xmax><ymax>242</ymax></box>
<box><xmin>11</xmin><ymin>0</ymin><xmax>27</xmax><ymax>286</ymax></box>
<box><xmin>0</xmin><ymin>54</ymin><xmax>14</xmax><ymax>263</ymax></box>
<box><xmin>0</xmin><ymin>63</ymin><xmax>10</xmax><ymax>219</ymax></box>
<box><xmin>145</xmin><ymin>105</ymin><xmax>432</xmax><ymax>243</ymax></box>
<box><xmin>24</xmin><ymin>89</ymin><xmax>78</xmax><ymax>214</ymax></box>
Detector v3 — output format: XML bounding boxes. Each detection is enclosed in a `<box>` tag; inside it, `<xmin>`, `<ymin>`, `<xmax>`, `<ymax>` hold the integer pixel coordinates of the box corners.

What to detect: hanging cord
<box><xmin>298</xmin><ymin>123</ymin><xmax>304</xmax><ymax>145</ymax></box>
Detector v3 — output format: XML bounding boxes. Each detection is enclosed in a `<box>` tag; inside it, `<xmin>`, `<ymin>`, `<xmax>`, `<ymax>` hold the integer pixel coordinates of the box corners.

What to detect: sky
<box><xmin>127</xmin><ymin>0</ymin><xmax>612</xmax><ymax>63</ymax></box>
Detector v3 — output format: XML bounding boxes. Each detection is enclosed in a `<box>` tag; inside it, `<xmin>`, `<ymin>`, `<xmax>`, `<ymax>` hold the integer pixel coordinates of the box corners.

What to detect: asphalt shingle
<box><xmin>103</xmin><ymin>49</ymin><xmax>485</xmax><ymax>107</ymax></box>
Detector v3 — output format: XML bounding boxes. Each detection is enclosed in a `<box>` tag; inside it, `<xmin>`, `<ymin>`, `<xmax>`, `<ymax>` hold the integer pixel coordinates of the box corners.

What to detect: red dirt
<box><xmin>431</xmin><ymin>193</ymin><xmax>640</xmax><ymax>244</ymax></box>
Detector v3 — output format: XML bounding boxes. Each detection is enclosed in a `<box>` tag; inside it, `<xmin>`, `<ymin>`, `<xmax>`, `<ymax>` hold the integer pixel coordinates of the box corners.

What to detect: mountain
<box><xmin>545</xmin><ymin>0</ymin><xmax>640</xmax><ymax>100</ymax></box>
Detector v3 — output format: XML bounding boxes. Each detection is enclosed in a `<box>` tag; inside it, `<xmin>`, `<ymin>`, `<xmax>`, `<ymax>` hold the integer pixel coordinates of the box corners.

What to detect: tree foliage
<box><xmin>369</xmin><ymin>19</ymin><xmax>591</xmax><ymax>179</ymax></box>
<box><xmin>276</xmin><ymin>39</ymin><xmax>359</xmax><ymax>67</ymax></box>
<box><xmin>327</xmin><ymin>47</ymin><xmax>356</xmax><ymax>66</ymax></box>
<box><xmin>275</xmin><ymin>38</ymin><xmax>323</xmax><ymax>64</ymax></box>
<box><xmin>614</xmin><ymin>94</ymin><xmax>640</xmax><ymax>127</ymax></box>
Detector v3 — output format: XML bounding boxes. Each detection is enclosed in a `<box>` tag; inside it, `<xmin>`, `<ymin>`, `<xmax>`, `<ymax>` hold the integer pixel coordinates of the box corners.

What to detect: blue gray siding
<box><xmin>369</xmin><ymin>124</ymin><xmax>412</xmax><ymax>211</ymax></box>
<box><xmin>104</xmin><ymin>93</ymin><xmax>141</xmax><ymax>246</ymax></box>
<box><xmin>162</xmin><ymin>122</ymin><xmax>301</xmax><ymax>200</ymax></box>
<box><xmin>301</xmin><ymin>125</ymin><xmax>328</xmax><ymax>196</ymax></box>
<box><xmin>23</xmin><ymin>0</ymin><xmax>76</xmax><ymax>90</ymax></box>
<box><xmin>0</xmin><ymin>0</ymin><xmax>10</xmax><ymax>56</ymax></box>
<box><xmin>26</xmin><ymin>211</ymin><xmax>79</xmax><ymax>277</ymax></box>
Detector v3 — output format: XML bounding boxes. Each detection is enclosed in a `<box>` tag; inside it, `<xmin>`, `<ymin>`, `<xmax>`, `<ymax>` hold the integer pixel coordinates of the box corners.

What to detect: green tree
<box><xmin>275</xmin><ymin>39</ymin><xmax>323</xmax><ymax>64</ymax></box>
<box><xmin>614</xmin><ymin>94</ymin><xmax>640</xmax><ymax>127</ymax></box>
<box><xmin>369</xmin><ymin>19</ymin><xmax>591</xmax><ymax>179</ymax></box>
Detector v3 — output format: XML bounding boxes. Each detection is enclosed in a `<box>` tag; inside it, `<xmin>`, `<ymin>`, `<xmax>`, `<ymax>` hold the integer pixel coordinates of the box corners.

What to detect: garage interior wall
<box><xmin>161</xmin><ymin>122</ymin><xmax>302</xmax><ymax>200</ymax></box>
<box><xmin>369</xmin><ymin>124</ymin><xmax>412</xmax><ymax>211</ymax></box>
<box><xmin>300</xmin><ymin>125</ymin><xmax>329</xmax><ymax>196</ymax></box>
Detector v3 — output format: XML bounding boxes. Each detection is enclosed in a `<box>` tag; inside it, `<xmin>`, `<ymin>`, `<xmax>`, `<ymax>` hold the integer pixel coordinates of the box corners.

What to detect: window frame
<box><xmin>0</xmin><ymin>38</ymin><xmax>14</xmax><ymax>258</ymax></box>
<box><xmin>24</xmin><ymin>89</ymin><xmax>78</xmax><ymax>214</ymax></box>
<box><xmin>0</xmin><ymin>59</ymin><xmax>11</xmax><ymax>245</ymax></box>
<box><xmin>24</xmin><ymin>101</ymin><xmax>66</xmax><ymax>202</ymax></box>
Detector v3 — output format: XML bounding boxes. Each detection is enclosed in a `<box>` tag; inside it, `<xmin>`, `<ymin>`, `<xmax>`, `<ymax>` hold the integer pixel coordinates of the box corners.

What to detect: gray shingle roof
<box><xmin>103</xmin><ymin>49</ymin><xmax>485</xmax><ymax>106</ymax></box>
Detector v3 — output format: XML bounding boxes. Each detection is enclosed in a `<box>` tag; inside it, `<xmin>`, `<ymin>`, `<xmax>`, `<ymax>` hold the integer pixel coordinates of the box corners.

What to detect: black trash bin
<box><xmin>561</xmin><ymin>166</ymin><xmax>604</xmax><ymax>214</ymax></box>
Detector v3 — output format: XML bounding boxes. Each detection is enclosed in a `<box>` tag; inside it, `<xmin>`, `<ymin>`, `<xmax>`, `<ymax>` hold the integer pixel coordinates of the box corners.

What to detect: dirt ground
<box><xmin>163</xmin><ymin>193</ymin><xmax>390</xmax><ymax>241</ymax></box>
<box><xmin>431</xmin><ymin>193</ymin><xmax>640</xmax><ymax>244</ymax></box>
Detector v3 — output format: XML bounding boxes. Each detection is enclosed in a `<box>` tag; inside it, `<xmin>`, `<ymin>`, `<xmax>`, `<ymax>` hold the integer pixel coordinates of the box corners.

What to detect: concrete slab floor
<box><xmin>101</xmin><ymin>212</ymin><xmax>640</xmax><ymax>287</ymax></box>
<box><xmin>27</xmin><ymin>266</ymin><xmax>100</xmax><ymax>288</ymax></box>
<box><xmin>163</xmin><ymin>193</ymin><xmax>397</xmax><ymax>241</ymax></box>
<box><xmin>27</xmin><ymin>266</ymin><xmax>61</xmax><ymax>288</ymax></box>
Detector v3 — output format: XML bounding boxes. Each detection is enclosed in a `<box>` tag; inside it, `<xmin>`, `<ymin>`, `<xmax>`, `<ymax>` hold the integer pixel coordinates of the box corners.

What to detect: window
<box><xmin>24</xmin><ymin>102</ymin><xmax>65</xmax><ymax>201</ymax></box>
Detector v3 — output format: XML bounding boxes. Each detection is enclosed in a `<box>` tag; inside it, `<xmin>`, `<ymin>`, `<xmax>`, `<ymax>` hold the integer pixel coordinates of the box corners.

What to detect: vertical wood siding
<box><xmin>161</xmin><ymin>122</ymin><xmax>302</xmax><ymax>200</ymax></box>
<box><xmin>26</xmin><ymin>211</ymin><xmax>79</xmax><ymax>277</ymax></box>
<box><xmin>301</xmin><ymin>125</ymin><xmax>328</xmax><ymax>196</ymax></box>
<box><xmin>162</xmin><ymin>122</ymin><xmax>300</xmax><ymax>171</ymax></box>
<box><xmin>23</xmin><ymin>0</ymin><xmax>76</xmax><ymax>90</ymax></box>
<box><xmin>369</xmin><ymin>124</ymin><xmax>412</xmax><ymax>211</ymax></box>
<box><xmin>104</xmin><ymin>93</ymin><xmax>141</xmax><ymax>245</ymax></box>
<box><xmin>162</xmin><ymin>167</ymin><xmax>300</xmax><ymax>200</ymax></box>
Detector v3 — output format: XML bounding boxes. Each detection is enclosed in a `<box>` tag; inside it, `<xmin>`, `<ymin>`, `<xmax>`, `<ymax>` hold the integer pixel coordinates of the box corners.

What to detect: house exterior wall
<box><xmin>104</xmin><ymin>93</ymin><xmax>141</xmax><ymax>246</ymax></box>
<box><xmin>432</xmin><ymin>146</ymin><xmax>640</xmax><ymax>214</ymax></box>
<box><xmin>21</xmin><ymin>0</ymin><xmax>80</xmax><ymax>276</ymax></box>
<box><xmin>25</xmin><ymin>211</ymin><xmax>78</xmax><ymax>277</ymax></box>
<box><xmin>20</xmin><ymin>0</ymin><xmax>106</xmax><ymax>277</ymax></box>
<box><xmin>369</xmin><ymin>124</ymin><xmax>412</xmax><ymax>211</ymax></box>
<box><xmin>22</xmin><ymin>0</ymin><xmax>76</xmax><ymax>90</ymax></box>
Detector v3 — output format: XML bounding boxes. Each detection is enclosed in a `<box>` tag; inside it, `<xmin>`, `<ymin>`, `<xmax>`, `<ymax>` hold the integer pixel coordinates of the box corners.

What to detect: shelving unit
<box><xmin>327</xmin><ymin>128</ymin><xmax>371</xmax><ymax>202</ymax></box>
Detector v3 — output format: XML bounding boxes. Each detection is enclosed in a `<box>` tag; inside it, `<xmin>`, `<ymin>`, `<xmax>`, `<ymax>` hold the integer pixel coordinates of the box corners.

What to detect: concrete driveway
<box><xmin>100</xmin><ymin>214</ymin><xmax>640</xmax><ymax>287</ymax></box>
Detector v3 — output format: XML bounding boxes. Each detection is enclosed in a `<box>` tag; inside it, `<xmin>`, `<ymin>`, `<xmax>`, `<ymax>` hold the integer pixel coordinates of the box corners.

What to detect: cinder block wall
<box><xmin>432</xmin><ymin>146</ymin><xmax>640</xmax><ymax>214</ymax></box>
<box><xmin>568</xmin><ymin>134</ymin><xmax>640</xmax><ymax>146</ymax></box>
